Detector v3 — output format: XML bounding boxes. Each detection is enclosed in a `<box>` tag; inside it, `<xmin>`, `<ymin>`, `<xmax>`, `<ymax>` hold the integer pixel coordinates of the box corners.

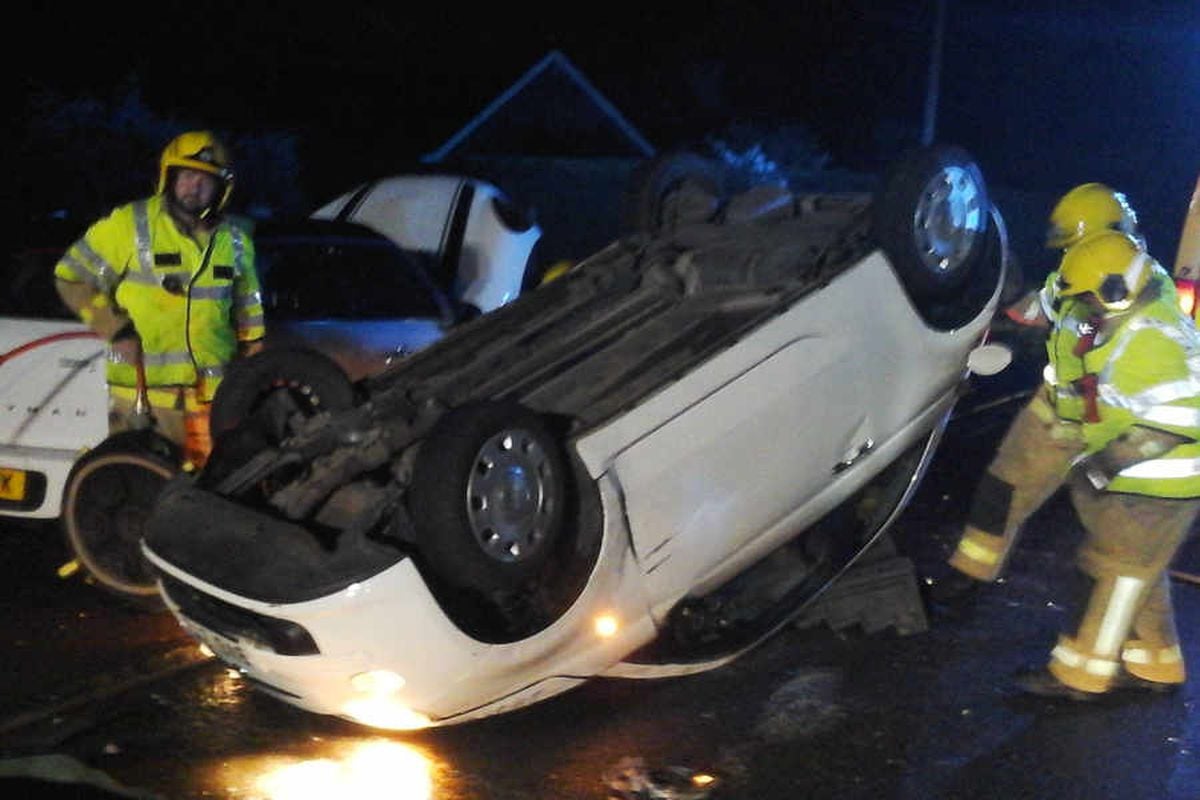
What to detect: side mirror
<box><xmin>967</xmin><ymin>342</ymin><xmax>1013</xmax><ymax>376</ymax></box>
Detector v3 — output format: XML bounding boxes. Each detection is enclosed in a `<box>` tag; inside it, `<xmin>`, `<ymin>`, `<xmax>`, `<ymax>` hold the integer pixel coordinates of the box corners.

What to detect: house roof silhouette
<box><xmin>422</xmin><ymin>51</ymin><xmax>656</xmax><ymax>163</ymax></box>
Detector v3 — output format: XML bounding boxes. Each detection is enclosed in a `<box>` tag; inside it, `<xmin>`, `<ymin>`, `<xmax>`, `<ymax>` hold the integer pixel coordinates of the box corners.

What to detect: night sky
<box><xmin>22</xmin><ymin>0</ymin><xmax>1200</xmax><ymax>259</ymax></box>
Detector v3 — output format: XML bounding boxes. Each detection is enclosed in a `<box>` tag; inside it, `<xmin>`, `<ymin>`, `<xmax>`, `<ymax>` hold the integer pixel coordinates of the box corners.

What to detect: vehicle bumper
<box><xmin>143</xmin><ymin>474</ymin><xmax>656</xmax><ymax>728</ymax></box>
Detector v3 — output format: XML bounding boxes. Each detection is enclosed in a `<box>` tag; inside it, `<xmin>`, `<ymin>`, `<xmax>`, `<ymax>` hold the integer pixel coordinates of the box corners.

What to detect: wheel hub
<box><xmin>914</xmin><ymin>165</ymin><xmax>985</xmax><ymax>273</ymax></box>
<box><xmin>466</xmin><ymin>430</ymin><xmax>553</xmax><ymax>564</ymax></box>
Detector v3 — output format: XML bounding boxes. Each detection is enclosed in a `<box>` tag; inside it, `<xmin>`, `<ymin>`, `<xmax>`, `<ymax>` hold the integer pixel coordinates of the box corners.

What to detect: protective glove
<box><xmin>109</xmin><ymin>322</ymin><xmax>142</xmax><ymax>365</ymax></box>
<box><xmin>1072</xmin><ymin>426</ymin><xmax>1192</xmax><ymax>491</ymax></box>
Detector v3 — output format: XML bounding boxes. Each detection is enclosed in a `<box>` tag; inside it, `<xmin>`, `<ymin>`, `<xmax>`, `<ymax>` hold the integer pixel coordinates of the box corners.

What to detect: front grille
<box><xmin>159</xmin><ymin>572</ymin><xmax>320</xmax><ymax>656</ymax></box>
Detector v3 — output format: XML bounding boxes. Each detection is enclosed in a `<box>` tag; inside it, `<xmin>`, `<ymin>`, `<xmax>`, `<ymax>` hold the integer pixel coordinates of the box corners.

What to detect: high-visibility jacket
<box><xmin>1043</xmin><ymin>266</ymin><xmax>1200</xmax><ymax>498</ymax></box>
<box><xmin>55</xmin><ymin>195</ymin><xmax>265</xmax><ymax>401</ymax></box>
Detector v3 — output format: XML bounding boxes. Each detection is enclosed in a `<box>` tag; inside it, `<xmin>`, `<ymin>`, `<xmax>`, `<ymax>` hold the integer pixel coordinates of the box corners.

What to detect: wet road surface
<box><xmin>3</xmin><ymin>353</ymin><xmax>1200</xmax><ymax>799</ymax></box>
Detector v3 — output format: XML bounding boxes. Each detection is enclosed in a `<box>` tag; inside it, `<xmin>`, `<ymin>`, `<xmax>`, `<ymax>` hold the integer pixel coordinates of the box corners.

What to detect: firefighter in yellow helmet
<box><xmin>927</xmin><ymin>184</ymin><xmax>1155</xmax><ymax>613</ymax></box>
<box><xmin>53</xmin><ymin>131</ymin><xmax>266</xmax><ymax>467</ymax></box>
<box><xmin>1003</xmin><ymin>183</ymin><xmax>1141</xmax><ymax>327</ymax></box>
<box><xmin>956</xmin><ymin>231</ymin><xmax>1200</xmax><ymax>698</ymax></box>
<box><xmin>1046</xmin><ymin>182</ymin><xmax>1140</xmax><ymax>250</ymax></box>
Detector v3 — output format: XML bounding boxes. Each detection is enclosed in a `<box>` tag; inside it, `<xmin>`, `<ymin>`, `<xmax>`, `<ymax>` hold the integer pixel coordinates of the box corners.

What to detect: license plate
<box><xmin>189</xmin><ymin>625</ymin><xmax>250</xmax><ymax>672</ymax></box>
<box><xmin>0</xmin><ymin>468</ymin><xmax>27</xmax><ymax>501</ymax></box>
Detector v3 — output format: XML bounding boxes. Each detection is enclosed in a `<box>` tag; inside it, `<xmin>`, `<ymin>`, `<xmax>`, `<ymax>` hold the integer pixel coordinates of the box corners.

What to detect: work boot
<box><xmin>1012</xmin><ymin>667</ymin><xmax>1098</xmax><ymax>702</ymax></box>
<box><xmin>1111</xmin><ymin>671</ymin><xmax>1180</xmax><ymax>695</ymax></box>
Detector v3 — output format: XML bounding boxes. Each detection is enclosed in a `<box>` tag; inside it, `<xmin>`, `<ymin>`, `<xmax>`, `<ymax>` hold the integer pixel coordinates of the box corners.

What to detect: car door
<box><xmin>257</xmin><ymin>228</ymin><xmax>456</xmax><ymax>382</ymax></box>
<box><xmin>583</xmin><ymin>265</ymin><xmax>880</xmax><ymax>612</ymax></box>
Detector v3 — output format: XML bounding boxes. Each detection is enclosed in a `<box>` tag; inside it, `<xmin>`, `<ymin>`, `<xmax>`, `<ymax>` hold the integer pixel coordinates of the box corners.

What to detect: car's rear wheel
<box><xmin>409</xmin><ymin>401</ymin><xmax>568</xmax><ymax>596</ymax></box>
<box><xmin>62</xmin><ymin>431</ymin><xmax>180</xmax><ymax>610</ymax></box>
<box><xmin>873</xmin><ymin>145</ymin><xmax>991</xmax><ymax>299</ymax></box>
<box><xmin>210</xmin><ymin>346</ymin><xmax>356</xmax><ymax>439</ymax></box>
<box><xmin>873</xmin><ymin>145</ymin><xmax>1004</xmax><ymax>329</ymax></box>
<box><xmin>202</xmin><ymin>346</ymin><xmax>357</xmax><ymax>495</ymax></box>
<box><xmin>622</xmin><ymin>150</ymin><xmax>727</xmax><ymax>234</ymax></box>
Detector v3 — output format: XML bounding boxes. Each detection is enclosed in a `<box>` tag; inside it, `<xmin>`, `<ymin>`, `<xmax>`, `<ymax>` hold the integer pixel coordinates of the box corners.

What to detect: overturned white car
<box><xmin>142</xmin><ymin>144</ymin><xmax>1010</xmax><ymax>730</ymax></box>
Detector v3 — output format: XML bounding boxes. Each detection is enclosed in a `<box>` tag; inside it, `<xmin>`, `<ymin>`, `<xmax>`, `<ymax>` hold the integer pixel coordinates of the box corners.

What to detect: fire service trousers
<box><xmin>108</xmin><ymin>384</ymin><xmax>213</xmax><ymax>468</ymax></box>
<box><xmin>1048</xmin><ymin>485</ymin><xmax>1200</xmax><ymax>692</ymax></box>
<box><xmin>949</xmin><ymin>392</ymin><xmax>1085</xmax><ymax>582</ymax></box>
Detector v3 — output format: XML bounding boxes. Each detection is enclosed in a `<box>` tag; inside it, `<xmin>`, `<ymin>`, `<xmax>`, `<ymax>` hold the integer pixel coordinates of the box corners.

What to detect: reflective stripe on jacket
<box><xmin>1044</xmin><ymin>267</ymin><xmax>1200</xmax><ymax>498</ymax></box>
<box><xmin>55</xmin><ymin>195</ymin><xmax>265</xmax><ymax>400</ymax></box>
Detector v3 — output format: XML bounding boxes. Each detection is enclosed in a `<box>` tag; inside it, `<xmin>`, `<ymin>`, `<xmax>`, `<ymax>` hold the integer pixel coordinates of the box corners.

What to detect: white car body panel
<box><xmin>576</xmin><ymin>251</ymin><xmax>988</xmax><ymax>619</ymax></box>
<box><xmin>313</xmin><ymin>175</ymin><xmax>541</xmax><ymax>314</ymax></box>
<box><xmin>0</xmin><ymin>319</ymin><xmax>106</xmax><ymax>518</ymax></box>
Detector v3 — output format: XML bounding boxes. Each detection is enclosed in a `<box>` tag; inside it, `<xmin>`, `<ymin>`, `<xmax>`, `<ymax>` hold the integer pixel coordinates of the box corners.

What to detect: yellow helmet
<box><xmin>1056</xmin><ymin>231</ymin><xmax>1155</xmax><ymax>312</ymax></box>
<box><xmin>1046</xmin><ymin>182</ymin><xmax>1138</xmax><ymax>250</ymax></box>
<box><xmin>157</xmin><ymin>130</ymin><xmax>234</xmax><ymax>212</ymax></box>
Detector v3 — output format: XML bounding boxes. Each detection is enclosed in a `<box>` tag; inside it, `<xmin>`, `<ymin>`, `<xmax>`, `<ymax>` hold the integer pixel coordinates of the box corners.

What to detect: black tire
<box><xmin>62</xmin><ymin>431</ymin><xmax>180</xmax><ymax>610</ymax></box>
<box><xmin>408</xmin><ymin>401</ymin><xmax>568</xmax><ymax>594</ymax></box>
<box><xmin>210</xmin><ymin>346</ymin><xmax>355</xmax><ymax>439</ymax></box>
<box><xmin>872</xmin><ymin>144</ymin><xmax>992</xmax><ymax>302</ymax></box>
<box><xmin>993</xmin><ymin>207</ymin><xmax>1026</xmax><ymax>308</ymax></box>
<box><xmin>622</xmin><ymin>150</ymin><xmax>727</xmax><ymax>234</ymax></box>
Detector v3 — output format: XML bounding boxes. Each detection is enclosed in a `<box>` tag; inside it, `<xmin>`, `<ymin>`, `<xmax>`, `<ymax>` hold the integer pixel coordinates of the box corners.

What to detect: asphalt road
<box><xmin>3</xmin><ymin>349</ymin><xmax>1200</xmax><ymax>799</ymax></box>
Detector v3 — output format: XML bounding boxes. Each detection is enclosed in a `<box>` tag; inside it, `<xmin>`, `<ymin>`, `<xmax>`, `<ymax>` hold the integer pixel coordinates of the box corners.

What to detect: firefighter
<box><xmin>929</xmin><ymin>184</ymin><xmax>1146</xmax><ymax>604</ymax></box>
<box><xmin>1009</xmin><ymin>230</ymin><xmax>1200</xmax><ymax>698</ymax></box>
<box><xmin>1003</xmin><ymin>182</ymin><xmax>1141</xmax><ymax>328</ymax></box>
<box><xmin>53</xmin><ymin>131</ymin><xmax>266</xmax><ymax>467</ymax></box>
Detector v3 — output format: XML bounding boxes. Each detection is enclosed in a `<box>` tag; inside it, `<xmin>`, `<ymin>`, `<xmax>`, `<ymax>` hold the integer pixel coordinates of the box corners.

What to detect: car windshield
<box><xmin>257</xmin><ymin>230</ymin><xmax>445</xmax><ymax>322</ymax></box>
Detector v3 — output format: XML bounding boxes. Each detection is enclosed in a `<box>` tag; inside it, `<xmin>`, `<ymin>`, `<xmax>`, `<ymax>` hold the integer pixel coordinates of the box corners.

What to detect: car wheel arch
<box><xmin>871</xmin><ymin>144</ymin><xmax>1004</xmax><ymax>329</ymax></box>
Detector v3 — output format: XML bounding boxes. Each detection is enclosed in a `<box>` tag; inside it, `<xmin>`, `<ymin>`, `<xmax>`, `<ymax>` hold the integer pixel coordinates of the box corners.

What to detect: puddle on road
<box><xmin>218</xmin><ymin>738</ymin><xmax>441</xmax><ymax>800</ymax></box>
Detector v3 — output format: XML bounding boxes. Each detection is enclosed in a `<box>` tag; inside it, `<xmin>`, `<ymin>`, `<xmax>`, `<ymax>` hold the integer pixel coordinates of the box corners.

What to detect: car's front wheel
<box><xmin>408</xmin><ymin>401</ymin><xmax>568</xmax><ymax>596</ymax></box>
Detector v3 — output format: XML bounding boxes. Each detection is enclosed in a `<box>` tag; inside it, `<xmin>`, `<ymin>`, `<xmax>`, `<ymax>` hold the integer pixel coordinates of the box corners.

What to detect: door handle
<box><xmin>833</xmin><ymin>439</ymin><xmax>874</xmax><ymax>474</ymax></box>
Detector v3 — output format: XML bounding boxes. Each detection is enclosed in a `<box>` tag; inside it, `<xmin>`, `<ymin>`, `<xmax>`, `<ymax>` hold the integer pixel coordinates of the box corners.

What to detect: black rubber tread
<box><xmin>210</xmin><ymin>346</ymin><xmax>355</xmax><ymax>437</ymax></box>
<box><xmin>62</xmin><ymin>432</ymin><xmax>181</xmax><ymax>610</ymax></box>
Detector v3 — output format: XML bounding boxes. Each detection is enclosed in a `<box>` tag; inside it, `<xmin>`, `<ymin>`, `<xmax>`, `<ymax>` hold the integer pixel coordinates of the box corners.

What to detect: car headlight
<box><xmin>342</xmin><ymin>670</ymin><xmax>431</xmax><ymax>731</ymax></box>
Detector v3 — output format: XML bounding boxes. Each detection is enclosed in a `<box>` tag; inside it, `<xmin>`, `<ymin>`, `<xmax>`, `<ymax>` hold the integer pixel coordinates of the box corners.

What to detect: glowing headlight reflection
<box><xmin>254</xmin><ymin>741</ymin><xmax>433</xmax><ymax>800</ymax></box>
<box><xmin>594</xmin><ymin>613</ymin><xmax>620</xmax><ymax>638</ymax></box>
<box><xmin>342</xmin><ymin>698</ymin><xmax>432</xmax><ymax>731</ymax></box>
<box><xmin>343</xmin><ymin>669</ymin><xmax>430</xmax><ymax>730</ymax></box>
<box><xmin>350</xmin><ymin>670</ymin><xmax>406</xmax><ymax>695</ymax></box>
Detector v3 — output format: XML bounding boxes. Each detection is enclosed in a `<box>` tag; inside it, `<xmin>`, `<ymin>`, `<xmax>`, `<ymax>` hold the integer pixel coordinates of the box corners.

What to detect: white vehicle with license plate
<box><xmin>142</xmin><ymin>144</ymin><xmax>1012</xmax><ymax>730</ymax></box>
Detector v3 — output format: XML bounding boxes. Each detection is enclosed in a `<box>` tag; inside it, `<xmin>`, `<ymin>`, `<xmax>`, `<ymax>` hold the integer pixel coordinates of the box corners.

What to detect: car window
<box><xmin>258</xmin><ymin>236</ymin><xmax>444</xmax><ymax>322</ymax></box>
